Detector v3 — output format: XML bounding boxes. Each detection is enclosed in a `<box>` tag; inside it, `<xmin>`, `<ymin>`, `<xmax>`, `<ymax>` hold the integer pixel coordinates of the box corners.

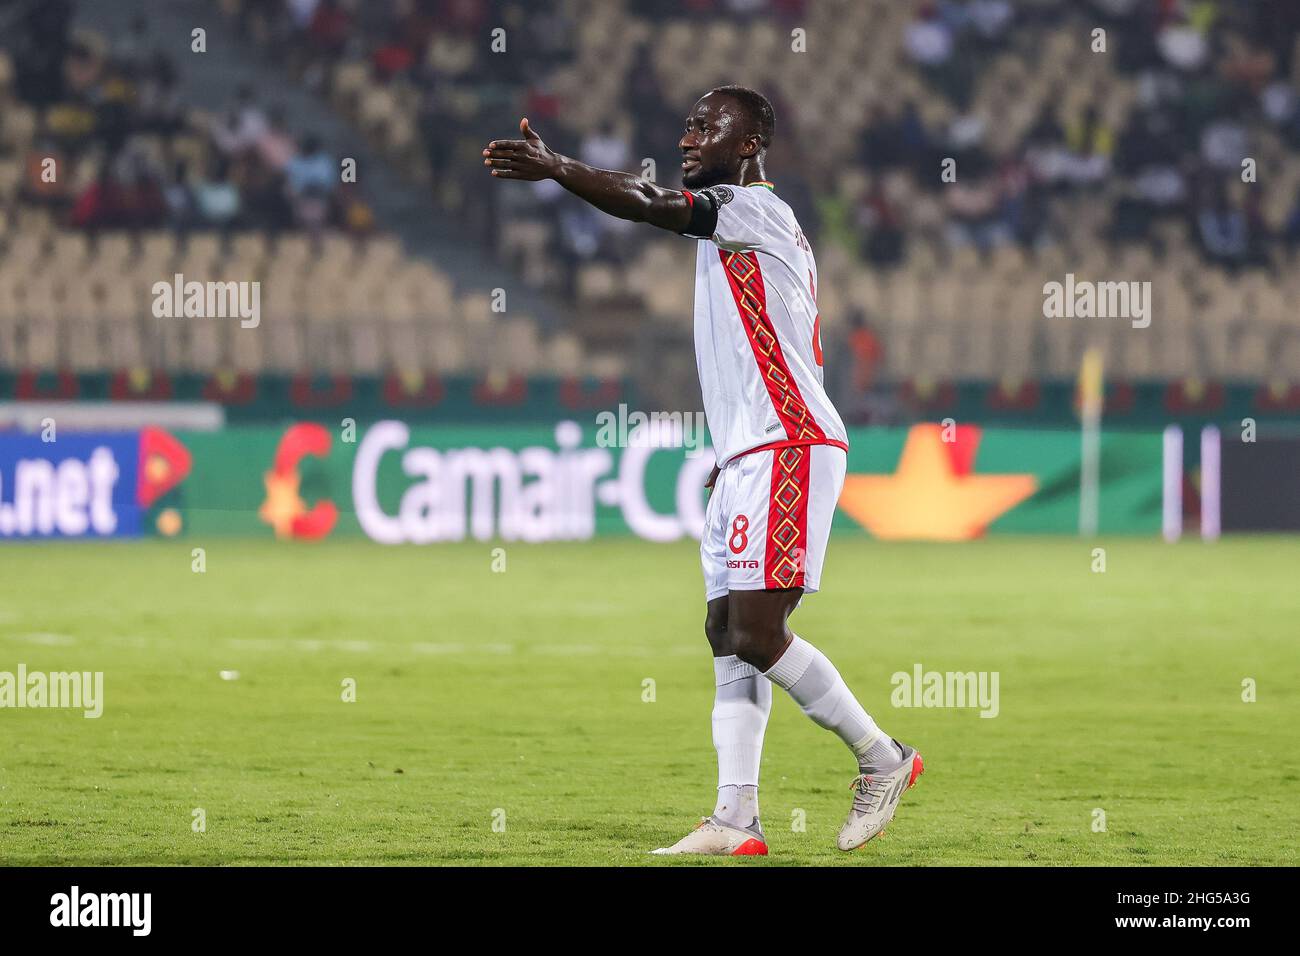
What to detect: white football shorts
<box><xmin>701</xmin><ymin>442</ymin><xmax>847</xmax><ymax>600</ymax></box>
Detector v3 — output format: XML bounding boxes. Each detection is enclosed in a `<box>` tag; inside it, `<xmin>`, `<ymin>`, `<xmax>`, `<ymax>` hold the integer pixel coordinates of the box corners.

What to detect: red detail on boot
<box><xmin>731</xmin><ymin>838</ymin><xmax>769</xmax><ymax>856</ymax></box>
<box><xmin>908</xmin><ymin>753</ymin><xmax>925</xmax><ymax>789</ymax></box>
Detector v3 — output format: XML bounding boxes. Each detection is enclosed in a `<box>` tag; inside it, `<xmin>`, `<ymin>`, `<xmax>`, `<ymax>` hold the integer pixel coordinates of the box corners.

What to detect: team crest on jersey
<box><xmin>706</xmin><ymin>185</ymin><xmax>734</xmax><ymax>205</ymax></box>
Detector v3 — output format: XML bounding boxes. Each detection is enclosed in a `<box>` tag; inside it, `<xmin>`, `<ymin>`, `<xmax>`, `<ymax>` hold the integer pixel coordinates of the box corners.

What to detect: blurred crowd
<box><xmin>3</xmin><ymin>0</ymin><xmax>373</xmax><ymax>235</ymax></box>
<box><xmin>223</xmin><ymin>0</ymin><xmax>1300</xmax><ymax>281</ymax></box>
<box><xmin>4</xmin><ymin>0</ymin><xmax>1299</xmax><ymax>388</ymax></box>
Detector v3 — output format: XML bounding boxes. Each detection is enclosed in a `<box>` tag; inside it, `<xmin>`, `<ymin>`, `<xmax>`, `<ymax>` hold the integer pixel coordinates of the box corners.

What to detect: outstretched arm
<box><xmin>483</xmin><ymin>118</ymin><xmax>692</xmax><ymax>233</ymax></box>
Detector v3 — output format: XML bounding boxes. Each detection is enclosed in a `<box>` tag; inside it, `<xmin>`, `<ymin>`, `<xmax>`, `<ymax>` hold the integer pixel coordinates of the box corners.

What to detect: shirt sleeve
<box><xmin>678</xmin><ymin>185</ymin><xmax>779</xmax><ymax>252</ymax></box>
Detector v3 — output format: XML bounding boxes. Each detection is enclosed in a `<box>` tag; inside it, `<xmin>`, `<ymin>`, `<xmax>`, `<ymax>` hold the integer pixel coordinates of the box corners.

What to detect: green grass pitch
<box><xmin>1</xmin><ymin>535</ymin><xmax>1296</xmax><ymax>865</ymax></box>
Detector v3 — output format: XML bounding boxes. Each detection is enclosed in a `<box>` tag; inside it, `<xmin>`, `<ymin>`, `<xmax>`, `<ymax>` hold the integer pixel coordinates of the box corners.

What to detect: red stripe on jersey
<box><xmin>682</xmin><ymin>189</ymin><xmax>695</xmax><ymax>207</ymax></box>
<box><xmin>765</xmin><ymin>443</ymin><xmax>811</xmax><ymax>590</ymax></box>
<box><xmin>718</xmin><ymin>250</ymin><xmax>827</xmax><ymax>444</ymax></box>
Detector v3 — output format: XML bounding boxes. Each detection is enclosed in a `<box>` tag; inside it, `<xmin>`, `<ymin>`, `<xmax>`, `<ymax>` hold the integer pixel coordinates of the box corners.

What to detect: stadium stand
<box><xmin>217</xmin><ymin>0</ymin><xmax>1300</xmax><ymax>416</ymax></box>
<box><xmin>4</xmin><ymin>0</ymin><xmax>1300</xmax><ymax>423</ymax></box>
<box><xmin>0</xmin><ymin>0</ymin><xmax>613</xmax><ymax>403</ymax></box>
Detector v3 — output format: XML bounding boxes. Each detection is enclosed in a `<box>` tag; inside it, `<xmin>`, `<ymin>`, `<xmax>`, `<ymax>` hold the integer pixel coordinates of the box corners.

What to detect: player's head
<box><xmin>679</xmin><ymin>85</ymin><xmax>774</xmax><ymax>188</ymax></box>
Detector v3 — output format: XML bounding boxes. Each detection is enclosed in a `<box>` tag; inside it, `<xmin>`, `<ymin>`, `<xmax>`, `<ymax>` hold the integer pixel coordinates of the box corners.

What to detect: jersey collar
<box><xmin>747</xmin><ymin>181</ymin><xmax>775</xmax><ymax>190</ymax></box>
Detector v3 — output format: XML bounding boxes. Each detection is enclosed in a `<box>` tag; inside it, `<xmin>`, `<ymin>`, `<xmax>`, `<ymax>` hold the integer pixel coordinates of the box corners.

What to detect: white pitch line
<box><xmin>105</xmin><ymin>636</ymin><xmax>149</xmax><ymax>648</ymax></box>
<box><xmin>338</xmin><ymin>641</ymin><xmax>376</xmax><ymax>653</ymax></box>
<box><xmin>8</xmin><ymin>632</ymin><xmax>76</xmax><ymax>645</ymax></box>
<box><xmin>214</xmin><ymin>637</ymin><xmax>696</xmax><ymax>658</ymax></box>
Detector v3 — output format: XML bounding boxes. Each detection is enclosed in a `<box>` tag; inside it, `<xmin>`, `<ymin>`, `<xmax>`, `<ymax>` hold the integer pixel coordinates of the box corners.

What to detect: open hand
<box><xmin>482</xmin><ymin>118</ymin><xmax>559</xmax><ymax>181</ymax></box>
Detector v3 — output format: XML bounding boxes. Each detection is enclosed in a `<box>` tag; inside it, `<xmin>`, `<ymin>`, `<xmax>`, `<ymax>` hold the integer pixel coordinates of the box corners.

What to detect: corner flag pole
<box><xmin>1163</xmin><ymin>425</ymin><xmax>1184</xmax><ymax>542</ymax></box>
<box><xmin>1078</xmin><ymin>347</ymin><xmax>1103</xmax><ymax>536</ymax></box>
<box><xmin>1200</xmin><ymin>424</ymin><xmax>1220</xmax><ymax>541</ymax></box>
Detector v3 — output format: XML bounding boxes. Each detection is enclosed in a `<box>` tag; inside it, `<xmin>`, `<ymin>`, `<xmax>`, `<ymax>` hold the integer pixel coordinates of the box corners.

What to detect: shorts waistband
<box><xmin>726</xmin><ymin>437</ymin><xmax>848</xmax><ymax>465</ymax></box>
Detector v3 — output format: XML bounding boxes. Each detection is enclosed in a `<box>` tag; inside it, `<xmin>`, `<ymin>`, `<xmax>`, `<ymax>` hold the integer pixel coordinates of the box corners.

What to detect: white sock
<box><xmin>714</xmin><ymin>784</ymin><xmax>759</xmax><ymax>829</ymax></box>
<box><xmin>711</xmin><ymin>655</ymin><xmax>771</xmax><ymax>826</ymax></box>
<box><xmin>763</xmin><ymin>635</ymin><xmax>900</xmax><ymax>767</ymax></box>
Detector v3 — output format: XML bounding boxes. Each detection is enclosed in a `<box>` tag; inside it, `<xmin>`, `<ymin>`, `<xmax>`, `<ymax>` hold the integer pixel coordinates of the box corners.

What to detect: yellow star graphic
<box><xmin>838</xmin><ymin>425</ymin><xmax>1038</xmax><ymax>540</ymax></box>
<box><xmin>259</xmin><ymin>470</ymin><xmax>306</xmax><ymax>539</ymax></box>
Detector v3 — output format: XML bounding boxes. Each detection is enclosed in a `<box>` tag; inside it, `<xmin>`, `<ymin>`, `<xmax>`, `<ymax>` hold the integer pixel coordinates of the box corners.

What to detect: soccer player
<box><xmin>483</xmin><ymin>87</ymin><xmax>922</xmax><ymax>855</ymax></box>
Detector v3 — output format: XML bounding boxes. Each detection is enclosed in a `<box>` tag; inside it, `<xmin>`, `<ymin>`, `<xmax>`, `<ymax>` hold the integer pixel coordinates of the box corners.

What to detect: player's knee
<box><xmin>704</xmin><ymin>612</ymin><xmax>728</xmax><ymax>655</ymax></box>
<box><xmin>729</xmin><ymin>622</ymin><xmax>781</xmax><ymax>671</ymax></box>
<box><xmin>704</xmin><ymin>618</ymin><xmax>726</xmax><ymax>646</ymax></box>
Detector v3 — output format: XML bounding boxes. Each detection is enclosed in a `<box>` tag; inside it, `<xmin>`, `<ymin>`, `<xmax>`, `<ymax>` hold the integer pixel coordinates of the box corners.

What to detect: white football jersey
<box><xmin>681</xmin><ymin>181</ymin><xmax>848</xmax><ymax>466</ymax></box>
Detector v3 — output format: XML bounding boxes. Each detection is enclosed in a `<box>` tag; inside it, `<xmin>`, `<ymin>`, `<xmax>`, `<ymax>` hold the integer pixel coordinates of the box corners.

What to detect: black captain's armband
<box><xmin>679</xmin><ymin>187</ymin><xmax>720</xmax><ymax>239</ymax></box>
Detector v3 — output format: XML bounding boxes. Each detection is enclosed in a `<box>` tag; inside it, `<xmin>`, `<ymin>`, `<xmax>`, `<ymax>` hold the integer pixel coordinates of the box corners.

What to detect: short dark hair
<box><xmin>709</xmin><ymin>85</ymin><xmax>775</xmax><ymax>149</ymax></box>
